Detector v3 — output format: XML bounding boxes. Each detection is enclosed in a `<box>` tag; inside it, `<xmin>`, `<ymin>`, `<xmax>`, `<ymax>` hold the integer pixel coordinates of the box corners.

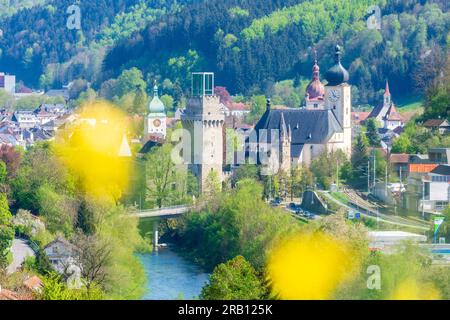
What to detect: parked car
<box><xmin>270</xmin><ymin>198</ymin><xmax>282</xmax><ymax>206</ymax></box>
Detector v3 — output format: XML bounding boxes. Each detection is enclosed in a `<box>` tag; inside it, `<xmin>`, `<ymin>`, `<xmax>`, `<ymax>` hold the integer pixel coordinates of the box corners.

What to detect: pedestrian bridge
<box><xmin>129</xmin><ymin>205</ymin><xmax>190</xmax><ymax>219</ymax></box>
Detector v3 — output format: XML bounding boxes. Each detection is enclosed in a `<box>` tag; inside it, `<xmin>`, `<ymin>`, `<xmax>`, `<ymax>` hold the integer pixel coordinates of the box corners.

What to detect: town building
<box><xmin>421</xmin><ymin>165</ymin><xmax>450</xmax><ymax>213</ymax></box>
<box><xmin>423</xmin><ymin>119</ymin><xmax>450</xmax><ymax>135</ymax></box>
<box><xmin>144</xmin><ymin>83</ymin><xmax>167</xmax><ymax>140</ymax></box>
<box><xmin>0</xmin><ymin>72</ymin><xmax>16</xmax><ymax>94</ymax></box>
<box><xmin>0</xmin><ymin>104</ymin><xmax>71</xmax><ymax>148</ymax></box>
<box><xmin>43</xmin><ymin>237</ymin><xmax>78</xmax><ymax>275</ymax></box>
<box><xmin>252</xmin><ymin>45</ymin><xmax>353</xmax><ymax>172</ymax></box>
<box><xmin>404</xmin><ymin>149</ymin><xmax>450</xmax><ymax>214</ymax></box>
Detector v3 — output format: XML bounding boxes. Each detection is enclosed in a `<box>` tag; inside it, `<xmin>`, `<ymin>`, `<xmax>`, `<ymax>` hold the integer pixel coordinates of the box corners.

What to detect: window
<box><xmin>192</xmin><ymin>73</ymin><xmax>214</xmax><ymax>96</ymax></box>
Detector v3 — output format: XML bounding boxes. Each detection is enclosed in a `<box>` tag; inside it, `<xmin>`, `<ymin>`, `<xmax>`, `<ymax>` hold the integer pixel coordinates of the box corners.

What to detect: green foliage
<box><xmin>0</xmin><ymin>160</ymin><xmax>7</xmax><ymax>184</ymax></box>
<box><xmin>146</xmin><ymin>143</ymin><xmax>197</xmax><ymax>208</ymax></box>
<box><xmin>96</xmin><ymin>2</ymin><xmax>173</xmax><ymax>47</ymax></box>
<box><xmin>11</xmin><ymin>143</ymin><xmax>76</xmax><ymax>214</ymax></box>
<box><xmin>246</xmin><ymin>95</ymin><xmax>267</xmax><ymax>123</ymax></box>
<box><xmin>392</xmin><ymin>119</ymin><xmax>450</xmax><ymax>154</ymax></box>
<box><xmin>311</xmin><ymin>150</ymin><xmax>351</xmax><ymax>190</ymax></box>
<box><xmin>0</xmin><ymin>193</ymin><xmax>13</xmax><ymax>268</ymax></box>
<box><xmin>334</xmin><ymin>243</ymin><xmax>449</xmax><ymax>300</ymax></box>
<box><xmin>178</xmin><ymin>179</ymin><xmax>300</xmax><ymax>270</ymax></box>
<box><xmin>105</xmin><ymin>0</ymin><xmax>448</xmax><ymax>106</ymax></box>
<box><xmin>200</xmin><ymin>256</ymin><xmax>267</xmax><ymax>300</ymax></box>
<box><xmin>0</xmin><ymin>0</ymin><xmax>46</xmax><ymax>19</ymax></box>
<box><xmin>365</xmin><ymin>118</ymin><xmax>381</xmax><ymax>147</ymax></box>
<box><xmin>116</xmin><ymin>67</ymin><xmax>147</xmax><ymax>99</ymax></box>
<box><xmin>40</xmin><ymin>272</ymin><xmax>104</xmax><ymax>300</ymax></box>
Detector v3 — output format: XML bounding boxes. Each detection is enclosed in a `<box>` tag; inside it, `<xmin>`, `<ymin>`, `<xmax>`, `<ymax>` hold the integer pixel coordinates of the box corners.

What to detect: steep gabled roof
<box><xmin>254</xmin><ymin>108</ymin><xmax>343</xmax><ymax>145</ymax></box>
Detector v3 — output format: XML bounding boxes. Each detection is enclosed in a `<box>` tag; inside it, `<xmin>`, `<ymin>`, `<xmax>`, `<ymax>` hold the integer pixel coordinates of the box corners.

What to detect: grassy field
<box><xmin>396</xmin><ymin>95</ymin><xmax>424</xmax><ymax>112</ymax></box>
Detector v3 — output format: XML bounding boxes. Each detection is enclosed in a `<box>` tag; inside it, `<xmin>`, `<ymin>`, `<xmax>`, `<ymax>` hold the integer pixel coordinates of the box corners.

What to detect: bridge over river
<box><xmin>130</xmin><ymin>205</ymin><xmax>190</xmax><ymax>219</ymax></box>
<box><xmin>129</xmin><ymin>205</ymin><xmax>191</xmax><ymax>250</ymax></box>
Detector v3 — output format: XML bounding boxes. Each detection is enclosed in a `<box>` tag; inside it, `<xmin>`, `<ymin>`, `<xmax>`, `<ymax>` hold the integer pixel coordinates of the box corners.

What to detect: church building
<box><xmin>367</xmin><ymin>81</ymin><xmax>404</xmax><ymax>130</ymax></box>
<box><xmin>252</xmin><ymin>45</ymin><xmax>353</xmax><ymax>172</ymax></box>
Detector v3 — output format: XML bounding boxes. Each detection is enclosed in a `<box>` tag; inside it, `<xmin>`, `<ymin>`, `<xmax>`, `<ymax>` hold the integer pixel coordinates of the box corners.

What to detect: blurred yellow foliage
<box><xmin>267</xmin><ymin>232</ymin><xmax>359</xmax><ymax>300</ymax></box>
<box><xmin>55</xmin><ymin>101</ymin><xmax>131</xmax><ymax>203</ymax></box>
<box><xmin>390</xmin><ymin>278</ymin><xmax>441</xmax><ymax>300</ymax></box>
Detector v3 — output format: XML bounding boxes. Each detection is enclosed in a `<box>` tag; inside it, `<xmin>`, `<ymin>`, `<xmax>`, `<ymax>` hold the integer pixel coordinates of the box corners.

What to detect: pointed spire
<box><xmin>280</xmin><ymin>112</ymin><xmax>288</xmax><ymax>138</ymax></box>
<box><xmin>118</xmin><ymin>134</ymin><xmax>132</xmax><ymax>158</ymax></box>
<box><xmin>384</xmin><ymin>80</ymin><xmax>391</xmax><ymax>97</ymax></box>
<box><xmin>334</xmin><ymin>45</ymin><xmax>342</xmax><ymax>63</ymax></box>
<box><xmin>153</xmin><ymin>80</ymin><xmax>159</xmax><ymax>98</ymax></box>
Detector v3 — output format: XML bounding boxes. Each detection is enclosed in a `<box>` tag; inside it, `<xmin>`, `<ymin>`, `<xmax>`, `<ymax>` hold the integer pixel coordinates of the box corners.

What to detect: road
<box><xmin>7</xmin><ymin>239</ymin><xmax>35</xmax><ymax>275</ymax></box>
<box><xmin>320</xmin><ymin>191</ymin><xmax>430</xmax><ymax>231</ymax></box>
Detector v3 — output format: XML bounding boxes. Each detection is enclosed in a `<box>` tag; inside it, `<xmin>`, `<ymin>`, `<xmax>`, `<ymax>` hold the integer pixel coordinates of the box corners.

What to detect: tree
<box><xmin>200</xmin><ymin>256</ymin><xmax>267</xmax><ymax>300</ymax></box>
<box><xmin>391</xmin><ymin>135</ymin><xmax>412</xmax><ymax>154</ymax></box>
<box><xmin>146</xmin><ymin>144</ymin><xmax>178</xmax><ymax>208</ymax></box>
<box><xmin>160</xmin><ymin>94</ymin><xmax>174</xmax><ymax>112</ymax></box>
<box><xmin>365</xmin><ymin>118</ymin><xmax>381</xmax><ymax>147</ymax></box>
<box><xmin>0</xmin><ymin>194</ymin><xmax>14</xmax><ymax>269</ymax></box>
<box><xmin>116</xmin><ymin>68</ymin><xmax>147</xmax><ymax>98</ymax></box>
<box><xmin>0</xmin><ymin>161</ymin><xmax>7</xmax><ymax>184</ymax></box>
<box><xmin>71</xmin><ymin>232</ymin><xmax>112</xmax><ymax>290</ymax></box>
<box><xmin>215</xmin><ymin>86</ymin><xmax>233</xmax><ymax>107</ymax></box>
<box><xmin>311</xmin><ymin>150</ymin><xmax>349</xmax><ymax>190</ymax></box>
<box><xmin>178</xmin><ymin>179</ymin><xmax>300</xmax><ymax>270</ymax></box>
<box><xmin>0</xmin><ymin>145</ymin><xmax>21</xmax><ymax>178</ymax></box>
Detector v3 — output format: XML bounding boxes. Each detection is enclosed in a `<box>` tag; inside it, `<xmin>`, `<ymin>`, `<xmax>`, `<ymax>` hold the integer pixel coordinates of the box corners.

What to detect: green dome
<box><xmin>325</xmin><ymin>45</ymin><xmax>349</xmax><ymax>86</ymax></box>
<box><xmin>149</xmin><ymin>84</ymin><xmax>165</xmax><ymax>114</ymax></box>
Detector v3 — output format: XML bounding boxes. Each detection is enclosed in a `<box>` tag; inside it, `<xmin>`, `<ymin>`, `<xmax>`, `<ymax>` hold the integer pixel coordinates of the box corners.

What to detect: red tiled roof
<box><xmin>228</xmin><ymin>102</ymin><xmax>249</xmax><ymax>111</ymax></box>
<box><xmin>384</xmin><ymin>104</ymin><xmax>404</xmax><ymax>122</ymax></box>
<box><xmin>423</xmin><ymin>119</ymin><xmax>450</xmax><ymax>127</ymax></box>
<box><xmin>409</xmin><ymin>164</ymin><xmax>439</xmax><ymax>173</ymax></box>
<box><xmin>390</xmin><ymin>153</ymin><xmax>410</xmax><ymax>164</ymax></box>
<box><xmin>352</xmin><ymin>112</ymin><xmax>370</xmax><ymax>124</ymax></box>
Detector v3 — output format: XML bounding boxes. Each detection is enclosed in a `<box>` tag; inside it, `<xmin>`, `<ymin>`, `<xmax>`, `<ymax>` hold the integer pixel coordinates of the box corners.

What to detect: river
<box><xmin>139</xmin><ymin>248</ymin><xmax>209</xmax><ymax>300</ymax></box>
<box><xmin>138</xmin><ymin>216</ymin><xmax>209</xmax><ymax>300</ymax></box>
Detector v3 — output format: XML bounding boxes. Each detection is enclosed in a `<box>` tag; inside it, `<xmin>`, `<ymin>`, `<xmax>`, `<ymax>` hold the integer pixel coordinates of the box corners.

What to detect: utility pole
<box><xmin>385</xmin><ymin>163</ymin><xmax>388</xmax><ymax>198</ymax></box>
<box><xmin>336</xmin><ymin>160</ymin><xmax>340</xmax><ymax>190</ymax></box>
<box><xmin>367</xmin><ymin>160</ymin><xmax>371</xmax><ymax>194</ymax></box>
<box><xmin>422</xmin><ymin>177</ymin><xmax>425</xmax><ymax>219</ymax></box>
<box><xmin>373</xmin><ymin>150</ymin><xmax>376</xmax><ymax>191</ymax></box>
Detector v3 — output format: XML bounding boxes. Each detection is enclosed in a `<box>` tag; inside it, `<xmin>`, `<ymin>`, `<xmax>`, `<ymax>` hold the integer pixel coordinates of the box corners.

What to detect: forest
<box><xmin>0</xmin><ymin>0</ymin><xmax>449</xmax><ymax>107</ymax></box>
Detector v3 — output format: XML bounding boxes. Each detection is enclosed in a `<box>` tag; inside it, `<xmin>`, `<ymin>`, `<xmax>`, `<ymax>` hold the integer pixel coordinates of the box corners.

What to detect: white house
<box><xmin>43</xmin><ymin>237</ymin><xmax>78</xmax><ymax>275</ymax></box>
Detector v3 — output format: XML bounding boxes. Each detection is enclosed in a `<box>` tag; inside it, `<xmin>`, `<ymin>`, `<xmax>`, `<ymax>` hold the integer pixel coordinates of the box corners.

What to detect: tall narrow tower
<box><xmin>181</xmin><ymin>73</ymin><xmax>225</xmax><ymax>192</ymax></box>
<box><xmin>145</xmin><ymin>82</ymin><xmax>167</xmax><ymax>139</ymax></box>
<box><xmin>325</xmin><ymin>45</ymin><xmax>352</xmax><ymax>156</ymax></box>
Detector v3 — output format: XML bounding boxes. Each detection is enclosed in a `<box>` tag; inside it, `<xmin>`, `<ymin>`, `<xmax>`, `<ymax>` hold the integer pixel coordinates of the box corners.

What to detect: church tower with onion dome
<box><xmin>324</xmin><ymin>45</ymin><xmax>352</xmax><ymax>156</ymax></box>
<box><xmin>305</xmin><ymin>50</ymin><xmax>326</xmax><ymax>109</ymax></box>
<box><xmin>145</xmin><ymin>82</ymin><xmax>167</xmax><ymax>139</ymax></box>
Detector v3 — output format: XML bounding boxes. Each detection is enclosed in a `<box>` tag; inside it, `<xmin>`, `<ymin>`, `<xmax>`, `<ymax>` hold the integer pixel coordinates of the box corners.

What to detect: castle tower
<box><xmin>181</xmin><ymin>73</ymin><xmax>225</xmax><ymax>192</ymax></box>
<box><xmin>325</xmin><ymin>45</ymin><xmax>352</xmax><ymax>156</ymax></box>
<box><xmin>145</xmin><ymin>82</ymin><xmax>167</xmax><ymax>139</ymax></box>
